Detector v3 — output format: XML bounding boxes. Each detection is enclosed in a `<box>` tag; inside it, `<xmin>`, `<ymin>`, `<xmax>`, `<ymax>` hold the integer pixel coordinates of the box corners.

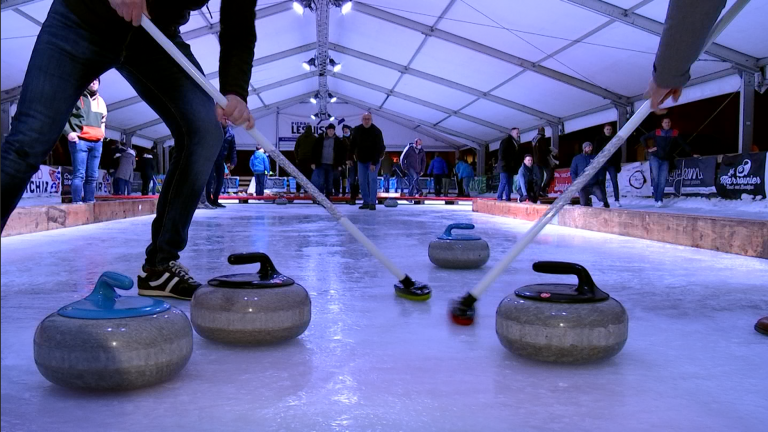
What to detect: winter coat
<box><xmin>516</xmin><ymin>164</ymin><xmax>537</xmax><ymax>197</ymax></box>
<box><xmin>294</xmin><ymin>127</ymin><xmax>316</xmax><ymax>161</ymax></box>
<box><xmin>249</xmin><ymin>150</ymin><xmax>269</xmax><ymax>174</ymax></box>
<box><xmin>312</xmin><ymin>134</ymin><xmax>346</xmax><ymax>169</ymax></box>
<box><xmin>498</xmin><ymin>134</ymin><xmax>522</xmax><ymax>174</ymax></box>
<box><xmin>401</xmin><ymin>145</ymin><xmax>426</xmax><ymax>174</ymax></box>
<box><xmin>139</xmin><ymin>152</ymin><xmax>156</xmax><ymax>178</ymax></box>
<box><xmin>455</xmin><ymin>161</ymin><xmax>474</xmax><ymax>180</ymax></box>
<box><xmin>640</xmin><ymin>128</ymin><xmax>691</xmax><ymax>161</ymax></box>
<box><xmin>218</xmin><ymin>124</ymin><xmax>237</xmax><ymax>167</ymax></box>
<box><xmin>570</xmin><ymin>152</ymin><xmax>605</xmax><ymax>188</ymax></box>
<box><xmin>427</xmin><ymin>156</ymin><xmax>449</xmax><ymax>175</ymax></box>
<box><xmin>115</xmin><ymin>147</ymin><xmax>136</xmax><ymax>180</ymax></box>
<box><xmin>349</xmin><ymin>123</ymin><xmax>386</xmax><ymax>164</ymax></box>
<box><xmin>593</xmin><ymin>133</ymin><xmax>621</xmax><ymax>169</ymax></box>
<box><xmin>64</xmin><ymin>91</ymin><xmax>107</xmax><ymax>142</ymax></box>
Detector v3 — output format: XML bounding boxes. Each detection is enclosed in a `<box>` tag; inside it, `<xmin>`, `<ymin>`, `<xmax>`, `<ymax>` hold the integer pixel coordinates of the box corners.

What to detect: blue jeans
<box><xmin>407</xmin><ymin>169</ymin><xmax>422</xmax><ymax>196</ymax></box>
<box><xmin>497</xmin><ymin>172</ymin><xmax>512</xmax><ymax>200</ymax></box>
<box><xmin>382</xmin><ymin>174</ymin><xmax>391</xmax><ymax>192</ymax></box>
<box><xmin>649</xmin><ymin>155</ymin><xmax>669</xmax><ymax>203</ymax></box>
<box><xmin>206</xmin><ymin>159</ymin><xmax>225</xmax><ymax>202</ymax></box>
<box><xmin>114</xmin><ymin>177</ymin><xmax>131</xmax><ymax>195</ymax></box>
<box><xmin>605</xmin><ymin>165</ymin><xmax>620</xmax><ymax>202</ymax></box>
<box><xmin>311</xmin><ymin>164</ymin><xmax>334</xmax><ymax>196</ymax></box>
<box><xmin>462</xmin><ymin>178</ymin><xmax>472</xmax><ymax>197</ymax></box>
<box><xmin>358</xmin><ymin>161</ymin><xmax>380</xmax><ymax>205</ymax></box>
<box><xmin>0</xmin><ymin>0</ymin><xmax>224</xmax><ymax>268</ymax></box>
<box><xmin>68</xmin><ymin>139</ymin><xmax>102</xmax><ymax>203</ymax></box>
<box><xmin>253</xmin><ymin>173</ymin><xmax>266</xmax><ymax>196</ymax></box>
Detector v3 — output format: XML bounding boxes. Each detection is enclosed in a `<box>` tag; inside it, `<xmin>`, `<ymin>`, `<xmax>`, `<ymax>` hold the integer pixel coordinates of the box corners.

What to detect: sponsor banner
<box><xmin>716</xmin><ymin>151</ymin><xmax>766</xmax><ymax>199</ymax></box>
<box><xmin>547</xmin><ymin>169</ymin><xmax>572</xmax><ymax>196</ymax></box>
<box><xmin>278</xmin><ymin>114</ymin><xmax>337</xmax><ymax>144</ymax></box>
<box><xmin>664</xmin><ymin>156</ymin><xmax>717</xmax><ymax>196</ymax></box>
<box><xmin>61</xmin><ymin>166</ymin><xmax>113</xmax><ymax>197</ymax></box>
<box><xmin>616</xmin><ymin>161</ymin><xmax>652</xmax><ymax>197</ymax></box>
<box><xmin>23</xmin><ymin>165</ymin><xmax>61</xmax><ymax>197</ymax></box>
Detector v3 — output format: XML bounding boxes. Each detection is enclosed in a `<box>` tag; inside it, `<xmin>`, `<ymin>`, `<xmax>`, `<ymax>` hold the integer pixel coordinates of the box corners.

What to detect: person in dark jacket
<box><xmin>349</xmin><ymin>113</ymin><xmax>386</xmax><ymax>210</ymax></box>
<box><xmin>515</xmin><ymin>155</ymin><xmax>541</xmax><ymax>203</ymax></box>
<box><xmin>427</xmin><ymin>153</ymin><xmax>450</xmax><ymax>196</ymax></box>
<box><xmin>401</xmin><ymin>139</ymin><xmax>427</xmax><ymax>197</ymax></box>
<box><xmin>114</xmin><ymin>144</ymin><xmax>136</xmax><ymax>195</ymax></box>
<box><xmin>311</xmin><ymin>123</ymin><xmax>345</xmax><ymax>198</ymax></box>
<box><xmin>139</xmin><ymin>148</ymin><xmax>158</xmax><ymax>195</ymax></box>
<box><xmin>594</xmin><ymin>123</ymin><xmax>622</xmax><ymax>207</ymax></box>
<box><xmin>1</xmin><ymin>0</ymin><xmax>258</xmax><ymax>300</ymax></box>
<box><xmin>392</xmin><ymin>162</ymin><xmax>408</xmax><ymax>194</ymax></box>
<box><xmin>206</xmin><ymin>119</ymin><xmax>238</xmax><ymax>208</ymax></box>
<box><xmin>342</xmin><ymin>124</ymin><xmax>359</xmax><ymax>204</ymax></box>
<box><xmin>640</xmin><ymin>117</ymin><xmax>695</xmax><ymax>206</ymax></box>
<box><xmin>570</xmin><ymin>142</ymin><xmax>609</xmax><ymax>208</ymax></box>
<box><xmin>294</xmin><ymin>125</ymin><xmax>316</xmax><ymax>195</ymax></box>
<box><xmin>380</xmin><ymin>154</ymin><xmax>394</xmax><ymax>193</ymax></box>
<box><xmin>531</xmin><ymin>126</ymin><xmax>558</xmax><ymax>196</ymax></box>
<box><xmin>497</xmin><ymin>127</ymin><xmax>522</xmax><ymax>201</ymax></box>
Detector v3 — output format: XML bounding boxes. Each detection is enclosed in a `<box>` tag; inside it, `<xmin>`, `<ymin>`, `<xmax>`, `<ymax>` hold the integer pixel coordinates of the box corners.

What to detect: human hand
<box><xmin>648</xmin><ymin>147</ymin><xmax>657</xmax><ymax>152</ymax></box>
<box><xmin>346</xmin><ymin>160</ymin><xmax>353</xmax><ymax>166</ymax></box>
<box><xmin>216</xmin><ymin>95</ymin><xmax>254</xmax><ymax>130</ymax></box>
<box><xmin>108</xmin><ymin>0</ymin><xmax>149</xmax><ymax>26</ymax></box>
<box><xmin>644</xmin><ymin>78</ymin><xmax>682</xmax><ymax>114</ymax></box>
<box><xmin>369</xmin><ymin>165</ymin><xmax>376</xmax><ymax>173</ymax></box>
<box><xmin>67</xmin><ymin>132</ymin><xmax>78</xmax><ymax>142</ymax></box>
<box><xmin>311</xmin><ymin>164</ymin><xmax>316</xmax><ymax>170</ymax></box>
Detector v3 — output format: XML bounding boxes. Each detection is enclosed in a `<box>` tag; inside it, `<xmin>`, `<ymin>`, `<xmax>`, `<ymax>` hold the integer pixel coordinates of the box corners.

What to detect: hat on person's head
<box><xmin>582</xmin><ymin>141</ymin><xmax>593</xmax><ymax>150</ymax></box>
<box><xmin>342</xmin><ymin>124</ymin><xmax>351</xmax><ymax>131</ymax></box>
<box><xmin>326</xmin><ymin>123</ymin><xmax>336</xmax><ymax>130</ymax></box>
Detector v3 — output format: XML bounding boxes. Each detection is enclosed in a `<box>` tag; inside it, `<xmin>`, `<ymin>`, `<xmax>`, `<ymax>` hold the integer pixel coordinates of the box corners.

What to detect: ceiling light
<box><xmin>310</xmin><ymin>96</ymin><xmax>317</xmax><ymax>104</ymax></box>
<box><xmin>302</xmin><ymin>57</ymin><xmax>316</xmax><ymax>70</ymax></box>
<box><xmin>292</xmin><ymin>1</ymin><xmax>304</xmax><ymax>15</ymax></box>
<box><xmin>310</xmin><ymin>112</ymin><xmax>318</xmax><ymax>120</ymax></box>
<box><xmin>341</xmin><ymin>1</ymin><xmax>352</xmax><ymax>15</ymax></box>
<box><xmin>328</xmin><ymin>58</ymin><xmax>342</xmax><ymax>72</ymax></box>
<box><xmin>328</xmin><ymin>92</ymin><xmax>337</xmax><ymax>103</ymax></box>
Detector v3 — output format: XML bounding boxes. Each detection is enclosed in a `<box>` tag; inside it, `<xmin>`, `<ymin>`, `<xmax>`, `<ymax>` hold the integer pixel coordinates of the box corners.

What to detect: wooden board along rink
<box><xmin>473</xmin><ymin>200</ymin><xmax>768</xmax><ymax>259</ymax></box>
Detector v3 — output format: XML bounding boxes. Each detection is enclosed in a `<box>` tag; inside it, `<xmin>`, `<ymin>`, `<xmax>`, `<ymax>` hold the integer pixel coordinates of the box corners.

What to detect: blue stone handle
<box><xmin>532</xmin><ymin>261</ymin><xmax>597</xmax><ymax>297</ymax></box>
<box><xmin>443</xmin><ymin>223</ymin><xmax>475</xmax><ymax>238</ymax></box>
<box><xmin>85</xmin><ymin>272</ymin><xmax>134</xmax><ymax>304</ymax></box>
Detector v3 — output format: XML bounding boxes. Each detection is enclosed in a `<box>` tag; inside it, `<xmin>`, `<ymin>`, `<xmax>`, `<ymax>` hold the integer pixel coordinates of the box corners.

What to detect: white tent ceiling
<box><xmin>2</xmin><ymin>0</ymin><xmax>765</xmax><ymax>149</ymax></box>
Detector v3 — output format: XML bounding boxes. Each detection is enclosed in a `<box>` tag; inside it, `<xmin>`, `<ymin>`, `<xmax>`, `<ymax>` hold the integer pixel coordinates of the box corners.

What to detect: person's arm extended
<box><xmin>218</xmin><ymin>0</ymin><xmax>258</xmax><ymax>102</ymax></box>
<box><xmin>518</xmin><ymin>166</ymin><xmax>528</xmax><ymax>197</ymax></box>
<box><xmin>570</xmin><ymin>158</ymin><xmax>579</xmax><ymax>181</ymax></box>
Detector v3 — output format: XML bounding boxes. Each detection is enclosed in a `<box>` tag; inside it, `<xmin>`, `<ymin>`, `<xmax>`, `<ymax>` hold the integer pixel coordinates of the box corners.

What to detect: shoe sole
<box><xmin>755</xmin><ymin>324</ymin><xmax>768</xmax><ymax>336</ymax></box>
<box><xmin>138</xmin><ymin>288</ymin><xmax>193</xmax><ymax>300</ymax></box>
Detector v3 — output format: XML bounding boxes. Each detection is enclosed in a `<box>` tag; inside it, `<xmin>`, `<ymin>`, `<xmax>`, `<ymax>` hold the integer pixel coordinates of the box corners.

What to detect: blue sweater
<box><xmin>455</xmin><ymin>161</ymin><xmax>474</xmax><ymax>179</ymax></box>
<box><xmin>427</xmin><ymin>157</ymin><xmax>449</xmax><ymax>175</ymax></box>
<box><xmin>249</xmin><ymin>151</ymin><xmax>269</xmax><ymax>174</ymax></box>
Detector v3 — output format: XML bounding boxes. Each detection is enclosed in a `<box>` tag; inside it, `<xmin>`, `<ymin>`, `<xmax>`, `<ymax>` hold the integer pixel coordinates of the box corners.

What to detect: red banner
<box><xmin>547</xmin><ymin>168</ymin><xmax>572</xmax><ymax>195</ymax></box>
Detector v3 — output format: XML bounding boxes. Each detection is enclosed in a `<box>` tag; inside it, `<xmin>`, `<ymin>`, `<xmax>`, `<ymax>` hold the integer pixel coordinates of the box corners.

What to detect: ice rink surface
<box><xmin>2</xmin><ymin>204</ymin><xmax>767</xmax><ymax>432</ymax></box>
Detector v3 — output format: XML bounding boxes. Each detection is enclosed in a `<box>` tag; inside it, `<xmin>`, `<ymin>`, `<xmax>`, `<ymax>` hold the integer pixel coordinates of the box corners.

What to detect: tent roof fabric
<box><xmin>1</xmin><ymin>0</ymin><xmax>764</xmax><ymax>147</ymax></box>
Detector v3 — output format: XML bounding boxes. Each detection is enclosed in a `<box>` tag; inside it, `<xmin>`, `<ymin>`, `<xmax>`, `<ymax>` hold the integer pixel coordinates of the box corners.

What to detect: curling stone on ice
<box><xmin>34</xmin><ymin>272</ymin><xmax>193</xmax><ymax>390</ymax></box>
<box><xmin>384</xmin><ymin>198</ymin><xmax>398</xmax><ymax>208</ymax></box>
<box><xmin>191</xmin><ymin>252</ymin><xmax>311</xmax><ymax>345</ymax></box>
<box><xmin>428</xmin><ymin>223</ymin><xmax>490</xmax><ymax>269</ymax></box>
<box><xmin>275</xmin><ymin>196</ymin><xmax>289</xmax><ymax>205</ymax></box>
<box><xmin>496</xmin><ymin>262</ymin><xmax>628</xmax><ymax>364</ymax></box>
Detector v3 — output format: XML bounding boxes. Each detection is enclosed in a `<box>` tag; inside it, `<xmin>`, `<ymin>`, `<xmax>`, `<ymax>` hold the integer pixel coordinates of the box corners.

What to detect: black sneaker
<box><xmin>369</xmin><ymin>205</ymin><xmax>376</xmax><ymax>211</ymax></box>
<box><xmin>213</xmin><ymin>202</ymin><xmax>226</xmax><ymax>208</ymax></box>
<box><xmin>138</xmin><ymin>261</ymin><xmax>201</xmax><ymax>300</ymax></box>
<box><xmin>359</xmin><ymin>204</ymin><xmax>370</xmax><ymax>210</ymax></box>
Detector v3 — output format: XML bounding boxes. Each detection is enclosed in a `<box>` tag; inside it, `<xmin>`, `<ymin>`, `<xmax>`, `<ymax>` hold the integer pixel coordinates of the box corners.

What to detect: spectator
<box><xmin>641</xmin><ymin>117</ymin><xmax>694</xmax><ymax>207</ymax></box>
<box><xmin>249</xmin><ymin>145</ymin><xmax>269</xmax><ymax>197</ymax></box>
<box><xmin>570</xmin><ymin>142</ymin><xmax>609</xmax><ymax>208</ymax></box>
<box><xmin>204</xmin><ymin>119</ymin><xmax>237</xmax><ymax>208</ymax></box>
<box><xmin>311</xmin><ymin>123</ymin><xmax>345</xmax><ymax>198</ymax></box>
<box><xmin>427</xmin><ymin>152</ymin><xmax>449</xmax><ymax>197</ymax></box>
<box><xmin>114</xmin><ymin>144</ymin><xmax>136</xmax><ymax>196</ymax></box>
<box><xmin>515</xmin><ymin>154</ymin><xmax>541</xmax><ymax>203</ymax></box>
<box><xmin>455</xmin><ymin>157</ymin><xmax>475</xmax><ymax>197</ymax></box>
<box><xmin>63</xmin><ymin>78</ymin><xmax>107</xmax><ymax>203</ymax></box>
<box><xmin>379</xmin><ymin>154</ymin><xmax>394</xmax><ymax>193</ymax></box>
<box><xmin>594</xmin><ymin>123</ymin><xmax>622</xmax><ymax>207</ymax></box>
<box><xmin>342</xmin><ymin>124</ymin><xmax>359</xmax><ymax>204</ymax></box>
<box><xmin>401</xmin><ymin>138</ymin><xmax>426</xmax><ymax>197</ymax></box>
<box><xmin>531</xmin><ymin>126</ymin><xmax>557</xmax><ymax>196</ymax></box>
<box><xmin>392</xmin><ymin>161</ymin><xmax>407</xmax><ymax>194</ymax></box>
<box><xmin>139</xmin><ymin>148</ymin><xmax>157</xmax><ymax>195</ymax></box>
<box><xmin>349</xmin><ymin>112</ymin><xmax>385</xmax><ymax>210</ymax></box>
<box><xmin>497</xmin><ymin>127</ymin><xmax>522</xmax><ymax>201</ymax></box>
<box><xmin>294</xmin><ymin>125</ymin><xmax>316</xmax><ymax>195</ymax></box>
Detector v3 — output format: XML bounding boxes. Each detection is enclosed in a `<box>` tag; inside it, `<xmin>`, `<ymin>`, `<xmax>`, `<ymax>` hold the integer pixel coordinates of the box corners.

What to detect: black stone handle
<box><xmin>227</xmin><ymin>253</ymin><xmax>278</xmax><ymax>277</ymax></box>
<box><xmin>532</xmin><ymin>261</ymin><xmax>597</xmax><ymax>297</ymax></box>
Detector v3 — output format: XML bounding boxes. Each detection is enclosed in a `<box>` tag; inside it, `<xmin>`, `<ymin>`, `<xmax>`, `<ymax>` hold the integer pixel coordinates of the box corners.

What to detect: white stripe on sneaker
<box><xmin>149</xmin><ymin>273</ymin><xmax>170</xmax><ymax>287</ymax></box>
<box><xmin>165</xmin><ymin>277</ymin><xmax>179</xmax><ymax>293</ymax></box>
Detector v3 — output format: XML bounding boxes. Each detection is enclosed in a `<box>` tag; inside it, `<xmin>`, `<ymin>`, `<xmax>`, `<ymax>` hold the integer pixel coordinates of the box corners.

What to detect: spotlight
<box><xmin>328</xmin><ymin>92</ymin><xmax>337</xmax><ymax>103</ymax></box>
<box><xmin>328</xmin><ymin>58</ymin><xmax>342</xmax><ymax>73</ymax></box>
<box><xmin>310</xmin><ymin>92</ymin><xmax>320</xmax><ymax>104</ymax></box>
<box><xmin>310</xmin><ymin>112</ymin><xmax>318</xmax><ymax>120</ymax></box>
<box><xmin>337</xmin><ymin>117</ymin><xmax>346</xmax><ymax>126</ymax></box>
<box><xmin>341</xmin><ymin>1</ymin><xmax>352</xmax><ymax>15</ymax></box>
<box><xmin>329</xmin><ymin>115</ymin><xmax>336</xmax><ymax>121</ymax></box>
<box><xmin>302</xmin><ymin>57</ymin><xmax>316</xmax><ymax>70</ymax></box>
<box><xmin>292</xmin><ymin>1</ymin><xmax>304</xmax><ymax>15</ymax></box>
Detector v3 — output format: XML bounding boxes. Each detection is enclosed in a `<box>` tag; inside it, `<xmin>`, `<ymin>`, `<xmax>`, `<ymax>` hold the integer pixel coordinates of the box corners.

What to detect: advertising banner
<box><xmin>547</xmin><ymin>168</ymin><xmax>572</xmax><ymax>196</ymax></box>
<box><xmin>61</xmin><ymin>166</ymin><xmax>113</xmax><ymax>197</ymax></box>
<box><xmin>278</xmin><ymin>114</ymin><xmax>336</xmax><ymax>145</ymax></box>
<box><xmin>715</xmin><ymin>152</ymin><xmax>766</xmax><ymax>199</ymax></box>
<box><xmin>615</xmin><ymin>161</ymin><xmax>652</xmax><ymax>197</ymax></box>
<box><xmin>22</xmin><ymin>165</ymin><xmax>61</xmax><ymax>197</ymax></box>
<box><xmin>664</xmin><ymin>156</ymin><xmax>717</xmax><ymax>196</ymax></box>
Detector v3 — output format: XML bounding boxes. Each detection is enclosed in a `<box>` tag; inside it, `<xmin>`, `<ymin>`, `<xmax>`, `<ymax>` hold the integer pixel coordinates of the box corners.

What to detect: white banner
<box><xmin>23</xmin><ymin>165</ymin><xmax>61</xmax><ymax>198</ymax></box>
<box><xmin>615</xmin><ymin>161</ymin><xmax>652</xmax><ymax>197</ymax></box>
<box><xmin>278</xmin><ymin>114</ymin><xmax>337</xmax><ymax>146</ymax></box>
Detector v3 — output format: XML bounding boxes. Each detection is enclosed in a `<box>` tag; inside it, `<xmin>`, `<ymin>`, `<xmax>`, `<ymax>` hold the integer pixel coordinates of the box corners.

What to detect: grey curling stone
<box><xmin>496</xmin><ymin>262</ymin><xmax>628</xmax><ymax>364</ymax></box>
<box><xmin>275</xmin><ymin>197</ymin><xmax>289</xmax><ymax>205</ymax></box>
<box><xmin>384</xmin><ymin>198</ymin><xmax>398</xmax><ymax>208</ymax></box>
<box><xmin>428</xmin><ymin>223</ymin><xmax>490</xmax><ymax>269</ymax></box>
<box><xmin>191</xmin><ymin>252</ymin><xmax>311</xmax><ymax>345</ymax></box>
<box><xmin>34</xmin><ymin>272</ymin><xmax>193</xmax><ymax>390</ymax></box>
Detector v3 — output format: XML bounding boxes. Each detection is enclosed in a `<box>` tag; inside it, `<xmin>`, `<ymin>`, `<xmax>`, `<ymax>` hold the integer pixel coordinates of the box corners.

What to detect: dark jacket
<box><xmin>570</xmin><ymin>153</ymin><xmax>605</xmax><ymax>188</ymax></box>
<box><xmin>139</xmin><ymin>151</ymin><xmax>157</xmax><ymax>178</ymax></box>
<box><xmin>498</xmin><ymin>135</ymin><xmax>522</xmax><ymax>174</ymax></box>
<box><xmin>294</xmin><ymin>127</ymin><xmax>316</xmax><ymax>161</ymax></box>
<box><xmin>593</xmin><ymin>133</ymin><xmax>621</xmax><ymax>169</ymax></box>
<box><xmin>218</xmin><ymin>124</ymin><xmax>237</xmax><ymax>167</ymax></box>
<box><xmin>380</xmin><ymin>156</ymin><xmax>394</xmax><ymax>175</ymax></box>
<box><xmin>640</xmin><ymin>128</ymin><xmax>691</xmax><ymax>161</ymax></box>
<box><xmin>350</xmin><ymin>124</ymin><xmax>386</xmax><ymax>164</ymax></box>
<box><xmin>65</xmin><ymin>0</ymin><xmax>257</xmax><ymax>102</ymax></box>
<box><xmin>312</xmin><ymin>134</ymin><xmax>346</xmax><ymax>169</ymax></box>
<box><xmin>401</xmin><ymin>145</ymin><xmax>426</xmax><ymax>174</ymax></box>
<box><xmin>428</xmin><ymin>156</ymin><xmax>449</xmax><ymax>175</ymax></box>
<box><xmin>516</xmin><ymin>164</ymin><xmax>536</xmax><ymax>197</ymax></box>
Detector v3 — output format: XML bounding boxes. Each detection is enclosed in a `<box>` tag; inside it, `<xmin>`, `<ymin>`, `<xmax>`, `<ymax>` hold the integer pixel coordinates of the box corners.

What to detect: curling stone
<box><xmin>496</xmin><ymin>262</ymin><xmax>628</xmax><ymax>364</ymax></box>
<box><xmin>190</xmin><ymin>253</ymin><xmax>311</xmax><ymax>345</ymax></box>
<box><xmin>33</xmin><ymin>272</ymin><xmax>193</xmax><ymax>390</ymax></box>
<box><xmin>384</xmin><ymin>198</ymin><xmax>398</xmax><ymax>208</ymax></box>
<box><xmin>428</xmin><ymin>223</ymin><xmax>490</xmax><ymax>269</ymax></box>
<box><xmin>275</xmin><ymin>197</ymin><xmax>289</xmax><ymax>205</ymax></box>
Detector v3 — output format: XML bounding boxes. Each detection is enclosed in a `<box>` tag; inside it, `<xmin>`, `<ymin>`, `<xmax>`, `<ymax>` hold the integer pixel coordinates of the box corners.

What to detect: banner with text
<box><xmin>715</xmin><ymin>151</ymin><xmax>766</xmax><ymax>199</ymax></box>
<box><xmin>615</xmin><ymin>161</ymin><xmax>653</xmax><ymax>197</ymax></box>
<box><xmin>547</xmin><ymin>169</ymin><xmax>572</xmax><ymax>196</ymax></box>
<box><xmin>664</xmin><ymin>156</ymin><xmax>717</xmax><ymax>196</ymax></box>
<box><xmin>61</xmin><ymin>166</ymin><xmax>113</xmax><ymax>197</ymax></box>
<box><xmin>278</xmin><ymin>114</ymin><xmax>337</xmax><ymax>145</ymax></box>
<box><xmin>22</xmin><ymin>165</ymin><xmax>61</xmax><ymax>198</ymax></box>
